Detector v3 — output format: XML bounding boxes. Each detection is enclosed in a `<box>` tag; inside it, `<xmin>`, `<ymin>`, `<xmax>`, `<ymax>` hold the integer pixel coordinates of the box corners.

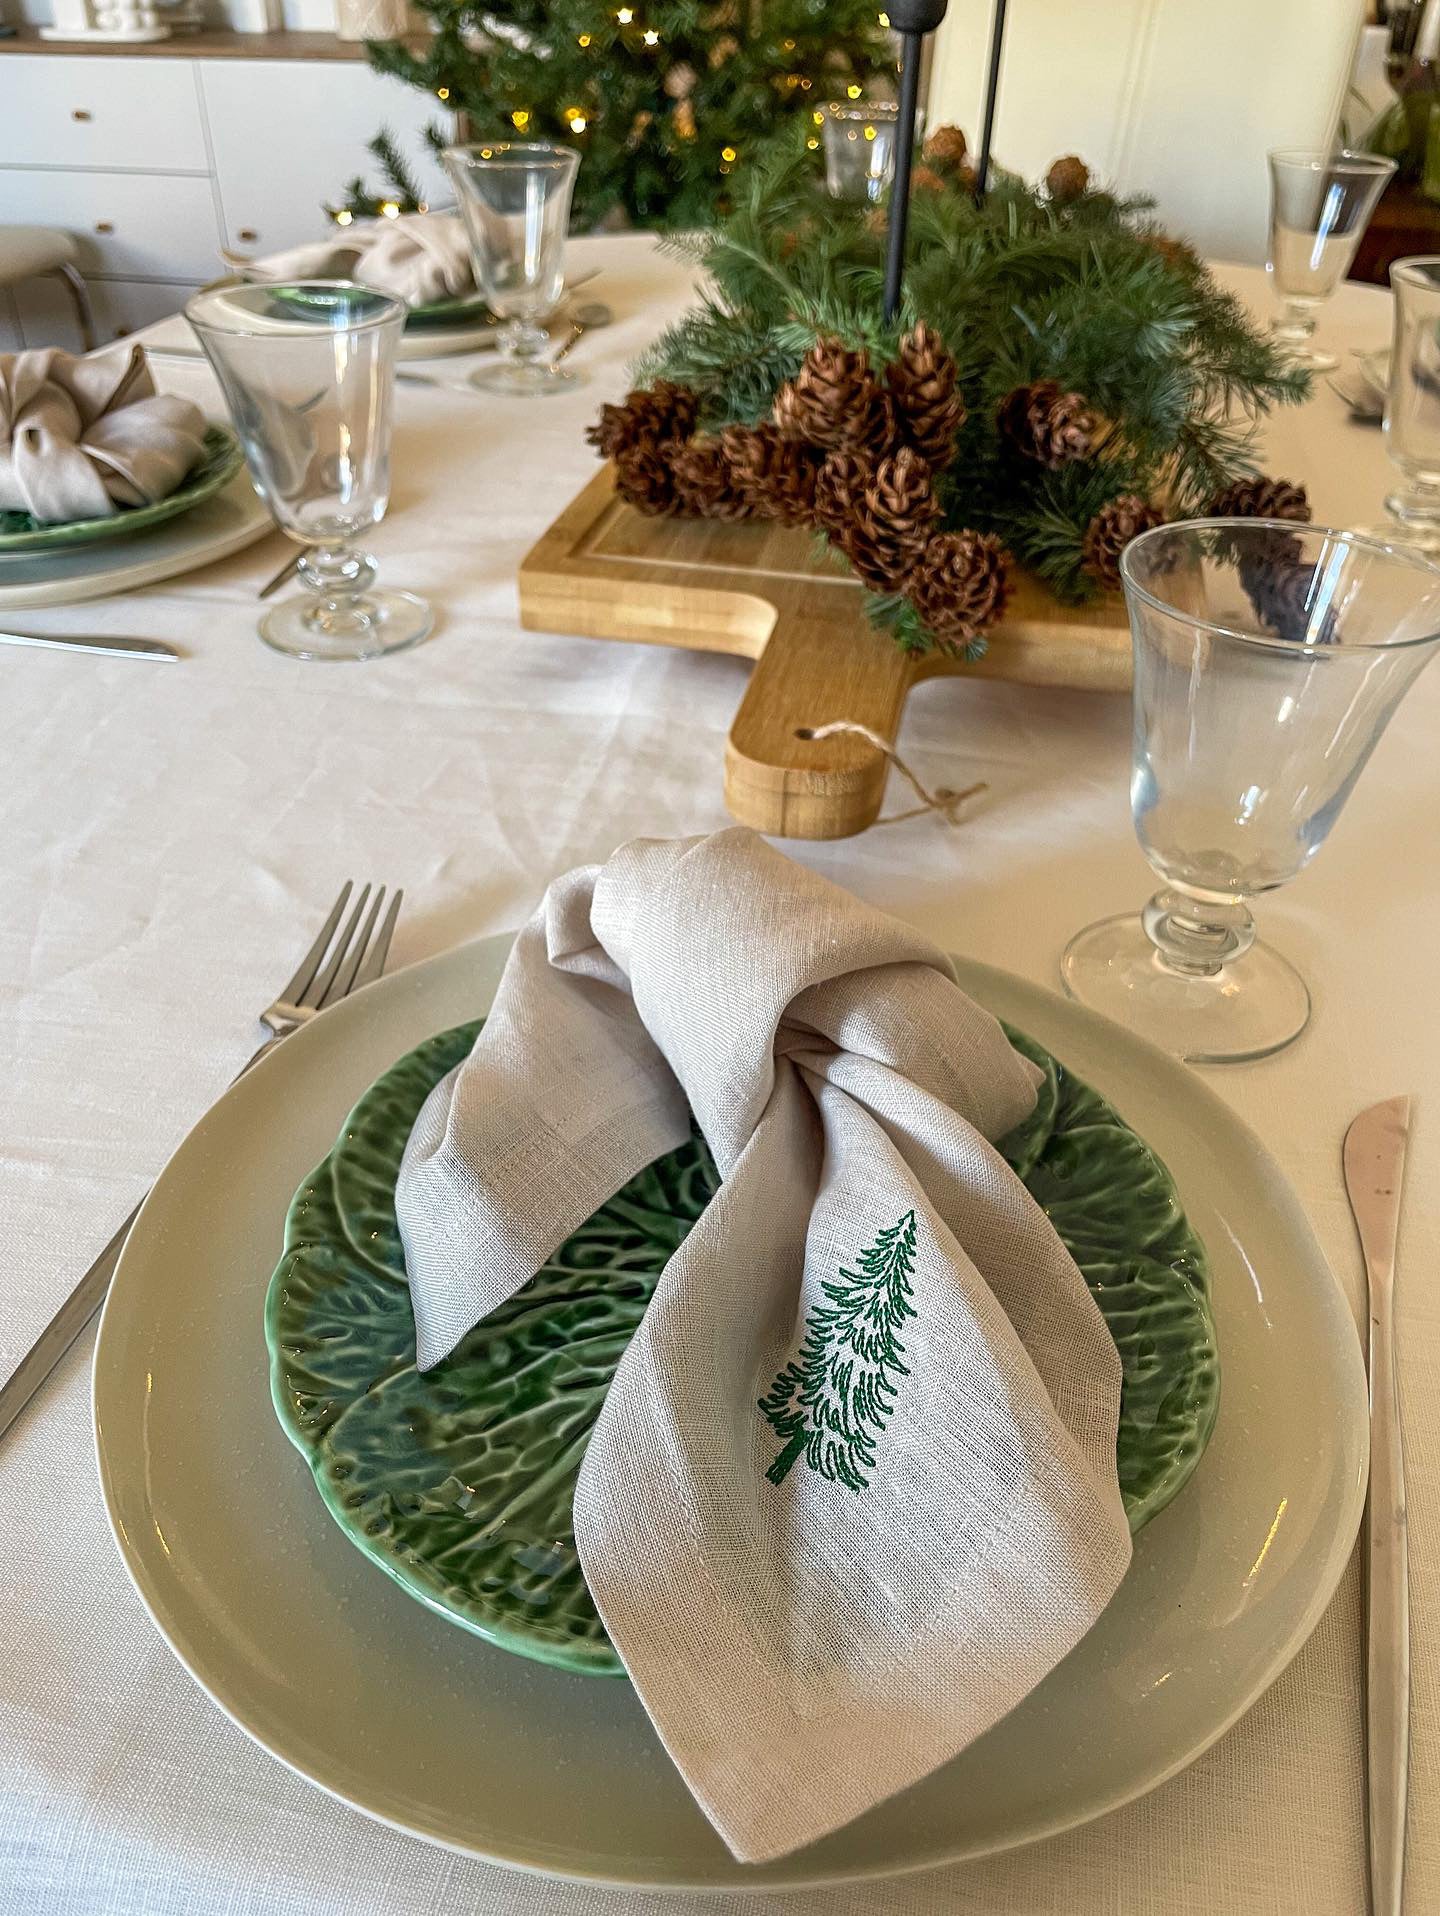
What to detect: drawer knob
<box><xmin>237</xmin><ymin>227</ymin><xmax>259</xmax><ymax>243</ymax></box>
<box><xmin>72</xmin><ymin>108</ymin><xmax>93</xmax><ymax>122</ymax></box>
<box><xmin>95</xmin><ymin>221</ymin><xmax>114</xmax><ymax>235</ymax></box>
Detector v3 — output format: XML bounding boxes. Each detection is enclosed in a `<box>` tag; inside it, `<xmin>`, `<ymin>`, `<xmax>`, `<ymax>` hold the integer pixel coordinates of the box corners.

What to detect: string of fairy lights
<box><xmin>326</xmin><ymin>7</ymin><xmax>895</xmax><ymax>224</ymax></box>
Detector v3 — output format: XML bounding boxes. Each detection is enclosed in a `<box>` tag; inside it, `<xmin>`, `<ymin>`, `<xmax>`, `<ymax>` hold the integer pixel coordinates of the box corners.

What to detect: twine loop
<box><xmin>796</xmin><ymin>721</ymin><xmax>987</xmax><ymax>827</ymax></box>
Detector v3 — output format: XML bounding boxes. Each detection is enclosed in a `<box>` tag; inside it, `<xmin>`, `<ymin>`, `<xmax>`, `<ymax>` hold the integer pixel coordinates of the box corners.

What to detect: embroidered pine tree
<box><xmin>759</xmin><ymin>1210</ymin><xmax>919</xmax><ymax>1491</ymax></box>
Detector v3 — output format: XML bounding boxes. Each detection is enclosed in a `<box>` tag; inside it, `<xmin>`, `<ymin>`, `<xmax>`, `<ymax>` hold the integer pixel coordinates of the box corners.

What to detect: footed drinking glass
<box><xmin>1267</xmin><ymin>149</ymin><xmax>1395</xmax><ymax>372</ymax></box>
<box><xmin>443</xmin><ymin>142</ymin><xmax>580</xmax><ymax>397</ymax></box>
<box><xmin>1061</xmin><ymin>520</ymin><xmax>1440</xmax><ymax>1063</ymax></box>
<box><xmin>187</xmin><ymin>280</ymin><xmax>430</xmax><ymax>663</ymax></box>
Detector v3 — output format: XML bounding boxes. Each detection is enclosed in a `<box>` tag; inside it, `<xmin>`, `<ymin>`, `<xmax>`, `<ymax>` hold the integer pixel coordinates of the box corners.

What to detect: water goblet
<box><xmin>1267</xmin><ymin>149</ymin><xmax>1396</xmax><ymax>373</ymax></box>
<box><xmin>1380</xmin><ymin>254</ymin><xmax>1440</xmax><ymax>548</ymax></box>
<box><xmin>443</xmin><ymin>142</ymin><xmax>581</xmax><ymax>397</ymax></box>
<box><xmin>822</xmin><ymin>102</ymin><xmax>900</xmax><ymax>203</ymax></box>
<box><xmin>187</xmin><ymin>280</ymin><xmax>431</xmax><ymax>663</ymax></box>
<box><xmin>1061</xmin><ymin>520</ymin><xmax>1440</xmax><ymax>1063</ymax></box>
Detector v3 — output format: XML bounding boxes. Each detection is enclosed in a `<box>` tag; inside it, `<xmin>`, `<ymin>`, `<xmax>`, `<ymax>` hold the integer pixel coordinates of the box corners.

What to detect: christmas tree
<box><xmin>760</xmin><ymin>1209</ymin><xmax>918</xmax><ymax>1490</ymax></box>
<box><xmin>351</xmin><ymin>0</ymin><xmax>895</xmax><ymax>232</ymax></box>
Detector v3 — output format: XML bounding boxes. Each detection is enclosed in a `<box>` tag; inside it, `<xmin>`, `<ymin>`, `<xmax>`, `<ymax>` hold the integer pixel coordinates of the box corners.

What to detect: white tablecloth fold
<box><xmin>396</xmin><ymin>827</ymin><xmax>1133</xmax><ymax>1863</ymax></box>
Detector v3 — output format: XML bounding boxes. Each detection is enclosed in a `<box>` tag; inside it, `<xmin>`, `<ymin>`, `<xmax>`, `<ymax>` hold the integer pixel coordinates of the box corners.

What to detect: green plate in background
<box><xmin>266</xmin><ymin>1019</ymin><xmax>1219</xmax><ymax>1678</ymax></box>
<box><xmin>0</xmin><ymin>425</ymin><xmax>243</xmax><ymax>556</ymax></box>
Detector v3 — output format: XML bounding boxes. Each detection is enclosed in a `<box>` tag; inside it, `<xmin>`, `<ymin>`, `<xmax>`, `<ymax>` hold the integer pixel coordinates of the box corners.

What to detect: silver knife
<box><xmin>0</xmin><ymin>630</ymin><xmax>178</xmax><ymax>661</ymax></box>
<box><xmin>1344</xmin><ymin>1094</ymin><xmax>1414</xmax><ymax>1916</ymax></box>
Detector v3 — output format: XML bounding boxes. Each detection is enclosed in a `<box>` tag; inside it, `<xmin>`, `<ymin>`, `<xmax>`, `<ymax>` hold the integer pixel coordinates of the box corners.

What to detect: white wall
<box><xmin>929</xmin><ymin>0</ymin><xmax>1367</xmax><ymax>264</ymax></box>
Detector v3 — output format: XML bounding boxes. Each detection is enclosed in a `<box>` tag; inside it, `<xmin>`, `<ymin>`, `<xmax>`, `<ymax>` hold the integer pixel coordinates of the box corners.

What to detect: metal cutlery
<box><xmin>0</xmin><ymin>629</ymin><xmax>179</xmax><ymax>661</ymax></box>
<box><xmin>1343</xmin><ymin>1094</ymin><xmax>1414</xmax><ymax>1916</ymax></box>
<box><xmin>0</xmin><ymin>880</ymin><xmax>403</xmax><ymax>1445</ymax></box>
<box><xmin>257</xmin><ymin>546</ymin><xmax>301</xmax><ymax>600</ymax></box>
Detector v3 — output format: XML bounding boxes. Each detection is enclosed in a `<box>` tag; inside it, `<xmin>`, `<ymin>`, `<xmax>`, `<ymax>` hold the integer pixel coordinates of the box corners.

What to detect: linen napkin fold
<box><xmin>226</xmin><ymin>212</ymin><xmax>475</xmax><ymax>306</ymax></box>
<box><xmin>397</xmin><ymin>829</ymin><xmax>1132</xmax><ymax>1863</ymax></box>
<box><xmin>0</xmin><ymin>347</ymin><xmax>208</xmax><ymax>526</ymax></box>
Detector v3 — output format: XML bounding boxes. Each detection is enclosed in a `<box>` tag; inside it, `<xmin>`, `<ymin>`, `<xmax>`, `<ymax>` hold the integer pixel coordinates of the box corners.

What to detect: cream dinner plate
<box><xmin>93</xmin><ymin>937</ymin><xmax>1368</xmax><ymax>1892</ymax></box>
<box><xmin>0</xmin><ymin>469</ymin><xmax>271</xmax><ymax>609</ymax></box>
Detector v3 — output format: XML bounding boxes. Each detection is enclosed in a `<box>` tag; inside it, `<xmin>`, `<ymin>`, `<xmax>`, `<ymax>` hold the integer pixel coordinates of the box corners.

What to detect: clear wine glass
<box><xmin>822</xmin><ymin>102</ymin><xmax>900</xmax><ymax>203</ymax></box>
<box><xmin>187</xmin><ymin>280</ymin><xmax>431</xmax><ymax>663</ymax></box>
<box><xmin>1267</xmin><ymin>148</ymin><xmax>1395</xmax><ymax>373</ymax></box>
<box><xmin>443</xmin><ymin>142</ymin><xmax>581</xmax><ymax>397</ymax></box>
<box><xmin>1061</xmin><ymin>519</ymin><xmax>1440</xmax><ymax>1063</ymax></box>
<box><xmin>1381</xmin><ymin>254</ymin><xmax>1440</xmax><ymax>549</ymax></box>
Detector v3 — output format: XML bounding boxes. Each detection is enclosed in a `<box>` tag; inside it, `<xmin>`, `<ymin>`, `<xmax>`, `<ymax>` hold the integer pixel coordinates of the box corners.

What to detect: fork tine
<box><xmin>323</xmin><ymin>885</ymin><xmax>386</xmax><ymax>1006</ymax></box>
<box><xmin>303</xmin><ymin>883</ymin><xmax>371</xmax><ymax>1010</ymax></box>
<box><xmin>275</xmin><ymin>881</ymin><xmax>352</xmax><ymax>1005</ymax></box>
<box><xmin>351</xmin><ymin>887</ymin><xmax>402</xmax><ymax>992</ymax></box>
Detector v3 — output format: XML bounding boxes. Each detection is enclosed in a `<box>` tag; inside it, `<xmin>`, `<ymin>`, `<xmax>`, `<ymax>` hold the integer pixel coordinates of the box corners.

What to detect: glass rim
<box><xmin>186</xmin><ymin>278</ymin><xmax>408</xmax><ymax>338</ymax></box>
<box><xmin>1389</xmin><ymin>254</ymin><xmax>1440</xmax><ymax>289</ymax></box>
<box><xmin>1119</xmin><ymin>518</ymin><xmax>1440</xmax><ymax>656</ymax></box>
<box><xmin>442</xmin><ymin>140</ymin><xmax>580</xmax><ymax>171</ymax></box>
<box><xmin>823</xmin><ymin>99</ymin><xmax>899</xmax><ymax>119</ymax></box>
<box><xmin>1266</xmin><ymin>146</ymin><xmax>1397</xmax><ymax>175</ymax></box>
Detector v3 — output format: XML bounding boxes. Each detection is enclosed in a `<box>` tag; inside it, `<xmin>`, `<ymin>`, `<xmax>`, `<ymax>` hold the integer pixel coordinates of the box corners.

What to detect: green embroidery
<box><xmin>759</xmin><ymin>1210</ymin><xmax>919</xmax><ymax>1490</ymax></box>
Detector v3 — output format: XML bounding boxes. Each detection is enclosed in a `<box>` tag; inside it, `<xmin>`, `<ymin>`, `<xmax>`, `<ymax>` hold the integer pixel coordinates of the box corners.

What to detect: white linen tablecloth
<box><xmin>0</xmin><ymin>232</ymin><xmax>1434</xmax><ymax>1916</ymax></box>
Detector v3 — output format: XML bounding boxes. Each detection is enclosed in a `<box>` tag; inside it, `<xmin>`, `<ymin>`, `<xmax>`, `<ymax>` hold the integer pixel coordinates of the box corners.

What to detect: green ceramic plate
<box><xmin>267</xmin><ymin>1019</ymin><xmax>1218</xmax><ymax>1678</ymax></box>
<box><xmin>0</xmin><ymin>425</ymin><xmax>243</xmax><ymax>556</ymax></box>
<box><xmin>405</xmin><ymin>290</ymin><xmax>493</xmax><ymax>330</ymax></box>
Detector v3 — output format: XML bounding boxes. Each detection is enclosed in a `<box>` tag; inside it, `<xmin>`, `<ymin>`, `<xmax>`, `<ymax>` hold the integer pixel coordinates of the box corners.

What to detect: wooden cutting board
<box><xmin>519</xmin><ymin>463</ymin><xmax>1130</xmax><ymax>839</ymax></box>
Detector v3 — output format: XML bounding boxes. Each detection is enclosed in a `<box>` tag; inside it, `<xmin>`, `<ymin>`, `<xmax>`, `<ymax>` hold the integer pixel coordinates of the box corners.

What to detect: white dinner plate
<box><xmin>0</xmin><ymin>469</ymin><xmax>271</xmax><ymax>609</ymax></box>
<box><xmin>93</xmin><ymin>937</ymin><xmax>1368</xmax><ymax>1891</ymax></box>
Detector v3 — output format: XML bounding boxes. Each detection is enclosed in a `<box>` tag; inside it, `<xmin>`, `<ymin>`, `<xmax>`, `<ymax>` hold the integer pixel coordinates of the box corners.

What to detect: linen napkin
<box><xmin>226</xmin><ymin>212</ymin><xmax>475</xmax><ymax>306</ymax></box>
<box><xmin>0</xmin><ymin>347</ymin><xmax>208</xmax><ymax>526</ymax></box>
<box><xmin>396</xmin><ymin>829</ymin><xmax>1132</xmax><ymax>1863</ymax></box>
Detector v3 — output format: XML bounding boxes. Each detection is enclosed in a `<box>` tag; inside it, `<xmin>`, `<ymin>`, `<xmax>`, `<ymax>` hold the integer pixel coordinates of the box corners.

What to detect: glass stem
<box><xmin>501</xmin><ymin>319</ymin><xmax>549</xmax><ymax>368</ymax></box>
<box><xmin>297</xmin><ymin>544</ymin><xmax>378</xmax><ymax>636</ymax></box>
<box><xmin>1273</xmin><ymin>298</ymin><xmax>1317</xmax><ymax>347</ymax></box>
<box><xmin>1141</xmin><ymin>888</ymin><xmax>1256</xmax><ymax>979</ymax></box>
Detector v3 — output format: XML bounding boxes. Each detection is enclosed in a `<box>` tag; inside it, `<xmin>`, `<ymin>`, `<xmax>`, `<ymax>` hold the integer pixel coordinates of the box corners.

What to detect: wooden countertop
<box><xmin>0</xmin><ymin>24</ymin><xmax>424</xmax><ymax>58</ymax></box>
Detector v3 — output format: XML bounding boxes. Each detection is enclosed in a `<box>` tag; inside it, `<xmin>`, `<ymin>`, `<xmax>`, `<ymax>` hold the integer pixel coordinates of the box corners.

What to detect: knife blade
<box><xmin>1343</xmin><ymin>1093</ymin><xmax>1414</xmax><ymax>1916</ymax></box>
<box><xmin>0</xmin><ymin>629</ymin><xmax>178</xmax><ymax>661</ymax></box>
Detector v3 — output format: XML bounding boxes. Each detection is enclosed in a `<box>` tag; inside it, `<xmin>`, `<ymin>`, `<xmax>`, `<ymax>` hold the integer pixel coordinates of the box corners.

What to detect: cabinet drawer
<box><xmin>14</xmin><ymin>275</ymin><xmax>195</xmax><ymax>354</ymax></box>
<box><xmin>0</xmin><ymin>170</ymin><xmax>222</xmax><ymax>283</ymax></box>
<box><xmin>0</xmin><ymin>55</ymin><xmax>209</xmax><ymax>173</ymax></box>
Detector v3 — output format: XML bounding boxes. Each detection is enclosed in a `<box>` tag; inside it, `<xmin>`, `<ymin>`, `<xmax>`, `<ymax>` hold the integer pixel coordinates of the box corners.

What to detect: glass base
<box><xmin>1278</xmin><ymin>345</ymin><xmax>1338</xmax><ymax>373</ymax></box>
<box><xmin>259</xmin><ymin>588</ymin><xmax>433</xmax><ymax>663</ymax></box>
<box><xmin>1060</xmin><ymin>911</ymin><xmax>1311</xmax><ymax>1064</ymax></box>
<box><xmin>468</xmin><ymin>359</ymin><xmax>584</xmax><ymax>397</ymax></box>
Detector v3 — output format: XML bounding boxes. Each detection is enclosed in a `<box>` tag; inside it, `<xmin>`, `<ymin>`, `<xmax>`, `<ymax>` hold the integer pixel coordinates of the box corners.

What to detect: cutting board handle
<box><xmin>724</xmin><ymin>591</ymin><xmax>918</xmax><ymax>839</ymax></box>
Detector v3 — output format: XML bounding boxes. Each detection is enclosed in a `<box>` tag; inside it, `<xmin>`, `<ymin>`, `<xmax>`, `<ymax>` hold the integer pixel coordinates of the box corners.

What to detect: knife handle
<box><xmin>1367</xmin><ymin>1282</ymin><xmax>1410</xmax><ymax>1916</ymax></box>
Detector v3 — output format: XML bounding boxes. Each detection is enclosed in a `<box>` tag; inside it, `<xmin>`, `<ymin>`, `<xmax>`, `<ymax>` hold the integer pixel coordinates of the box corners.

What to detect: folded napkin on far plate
<box><xmin>0</xmin><ymin>346</ymin><xmax>208</xmax><ymax>527</ymax></box>
<box><xmin>226</xmin><ymin>212</ymin><xmax>475</xmax><ymax>306</ymax></box>
<box><xmin>396</xmin><ymin>828</ymin><xmax>1132</xmax><ymax>1863</ymax></box>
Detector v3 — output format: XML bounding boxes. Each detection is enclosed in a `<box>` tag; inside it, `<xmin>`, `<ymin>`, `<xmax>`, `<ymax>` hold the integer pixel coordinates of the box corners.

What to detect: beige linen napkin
<box><xmin>0</xmin><ymin>347</ymin><xmax>208</xmax><ymax>526</ymax></box>
<box><xmin>396</xmin><ymin>829</ymin><xmax>1132</xmax><ymax>1863</ymax></box>
<box><xmin>226</xmin><ymin>213</ymin><xmax>474</xmax><ymax>306</ymax></box>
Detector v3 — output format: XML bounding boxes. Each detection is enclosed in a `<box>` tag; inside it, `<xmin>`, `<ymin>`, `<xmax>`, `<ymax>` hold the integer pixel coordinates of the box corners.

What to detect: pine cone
<box><xmin>812</xmin><ymin>448</ymin><xmax>874</xmax><ymax>540</ymax></box>
<box><xmin>614</xmin><ymin>440</ymin><xmax>682</xmax><ymax>516</ymax></box>
<box><xmin>832</xmin><ymin>447</ymin><xmax>939</xmax><ymax>591</ymax></box>
<box><xmin>887</xmin><ymin>322</ymin><xmax>966</xmax><ymax>471</ymax></box>
<box><xmin>1046</xmin><ymin>155</ymin><xmax>1090</xmax><ymax>204</ymax></box>
<box><xmin>720</xmin><ymin>423</ymin><xmax>818</xmax><ymax>525</ymax></box>
<box><xmin>922</xmin><ymin>124</ymin><xmax>968</xmax><ymax>172</ymax></box>
<box><xmin>1082</xmin><ymin>495</ymin><xmax>1165</xmax><ymax>589</ymax></box>
<box><xmin>667</xmin><ymin>436</ymin><xmax>754</xmax><ymax>520</ymax></box>
<box><xmin>1205</xmin><ymin>475</ymin><xmax>1312</xmax><ymax>524</ymax></box>
<box><xmin>587</xmin><ymin>381</ymin><xmax>698</xmax><ymax>461</ymax></box>
<box><xmin>910</xmin><ymin>164</ymin><xmax>949</xmax><ymax>195</ymax></box>
<box><xmin>1149</xmin><ymin>232</ymin><xmax>1201</xmax><ymax>274</ymax></box>
<box><xmin>907</xmin><ymin>530</ymin><xmax>1013</xmax><ymax>650</ymax></box>
<box><xmin>773</xmin><ymin>339</ymin><xmax>880</xmax><ymax>452</ymax></box>
<box><xmin>998</xmin><ymin>378</ymin><xmax>1097</xmax><ymax>468</ymax></box>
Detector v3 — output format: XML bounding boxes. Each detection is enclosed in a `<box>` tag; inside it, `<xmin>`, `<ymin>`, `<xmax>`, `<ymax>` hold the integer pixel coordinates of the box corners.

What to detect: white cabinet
<box><xmin>0</xmin><ymin>55</ymin><xmax>209</xmax><ymax>172</ymax></box>
<box><xmin>200</xmin><ymin>59</ymin><xmax>453</xmax><ymax>255</ymax></box>
<box><xmin>0</xmin><ymin>44</ymin><xmax>455</xmax><ymax>352</ymax></box>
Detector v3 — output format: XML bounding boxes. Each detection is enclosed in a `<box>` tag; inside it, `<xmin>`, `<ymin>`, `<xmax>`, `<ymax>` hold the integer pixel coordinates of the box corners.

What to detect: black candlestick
<box><xmin>974</xmin><ymin>0</ymin><xmax>1011</xmax><ymax>199</ymax></box>
<box><xmin>881</xmin><ymin>0</ymin><xmax>949</xmax><ymax>322</ymax></box>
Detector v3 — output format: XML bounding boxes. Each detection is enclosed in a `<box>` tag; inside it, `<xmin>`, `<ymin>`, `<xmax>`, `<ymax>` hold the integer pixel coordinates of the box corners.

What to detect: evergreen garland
<box><xmin>353</xmin><ymin>0</ymin><xmax>894</xmax><ymax>234</ymax></box>
<box><xmin>633</xmin><ymin>134</ymin><xmax>1310</xmax><ymax>624</ymax></box>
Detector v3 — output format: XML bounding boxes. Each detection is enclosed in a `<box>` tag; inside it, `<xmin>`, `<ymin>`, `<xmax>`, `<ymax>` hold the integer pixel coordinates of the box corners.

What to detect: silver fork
<box><xmin>0</xmin><ymin>881</ymin><xmax>403</xmax><ymax>1444</ymax></box>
